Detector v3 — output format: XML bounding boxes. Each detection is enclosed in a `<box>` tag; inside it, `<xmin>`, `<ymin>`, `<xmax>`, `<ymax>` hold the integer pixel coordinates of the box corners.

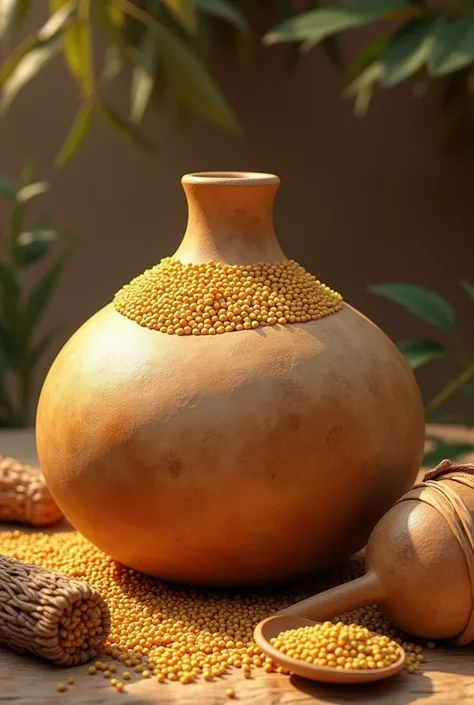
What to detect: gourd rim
<box><xmin>182</xmin><ymin>172</ymin><xmax>280</xmax><ymax>186</ymax></box>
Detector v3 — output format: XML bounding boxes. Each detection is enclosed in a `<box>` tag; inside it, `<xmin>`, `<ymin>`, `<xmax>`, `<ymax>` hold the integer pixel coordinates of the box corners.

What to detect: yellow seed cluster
<box><xmin>113</xmin><ymin>258</ymin><xmax>343</xmax><ymax>335</ymax></box>
<box><xmin>0</xmin><ymin>529</ymin><xmax>426</xmax><ymax>693</ymax></box>
<box><xmin>334</xmin><ymin>606</ymin><xmax>425</xmax><ymax>674</ymax></box>
<box><xmin>271</xmin><ymin>622</ymin><xmax>401</xmax><ymax>671</ymax></box>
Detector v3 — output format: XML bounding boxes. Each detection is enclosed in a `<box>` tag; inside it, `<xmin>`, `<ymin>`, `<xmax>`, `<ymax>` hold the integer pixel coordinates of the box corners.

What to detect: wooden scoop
<box><xmin>271</xmin><ymin>462</ymin><xmax>474</xmax><ymax>644</ymax></box>
<box><xmin>254</xmin><ymin>613</ymin><xmax>406</xmax><ymax>684</ymax></box>
<box><xmin>254</xmin><ymin>461</ymin><xmax>474</xmax><ymax>683</ymax></box>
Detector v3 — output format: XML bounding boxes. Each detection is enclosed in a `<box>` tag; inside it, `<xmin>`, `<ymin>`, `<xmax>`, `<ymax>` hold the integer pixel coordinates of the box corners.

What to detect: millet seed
<box><xmin>113</xmin><ymin>258</ymin><xmax>343</xmax><ymax>335</ymax></box>
<box><xmin>0</xmin><ymin>530</ymin><xmax>425</xmax><ymax>684</ymax></box>
<box><xmin>271</xmin><ymin>622</ymin><xmax>401</xmax><ymax>670</ymax></box>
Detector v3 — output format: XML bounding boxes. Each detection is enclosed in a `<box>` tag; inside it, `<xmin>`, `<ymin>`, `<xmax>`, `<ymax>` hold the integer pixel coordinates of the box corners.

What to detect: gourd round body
<box><xmin>36</xmin><ymin>172</ymin><xmax>425</xmax><ymax>586</ymax></box>
<box><xmin>365</xmin><ymin>477</ymin><xmax>473</xmax><ymax>639</ymax></box>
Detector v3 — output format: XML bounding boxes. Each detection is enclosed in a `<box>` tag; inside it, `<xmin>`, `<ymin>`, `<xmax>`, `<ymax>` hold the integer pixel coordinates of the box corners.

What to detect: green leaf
<box><xmin>461</xmin><ymin>280</ymin><xmax>474</xmax><ymax>303</ymax></box>
<box><xmin>397</xmin><ymin>338</ymin><xmax>447</xmax><ymax>370</ymax></box>
<box><xmin>369</xmin><ymin>283</ymin><xmax>455</xmax><ymax>329</ymax></box>
<box><xmin>0</xmin><ymin>316</ymin><xmax>15</xmax><ymax>366</ymax></box>
<box><xmin>429</xmin><ymin>17</ymin><xmax>474</xmax><ymax>77</ymax></box>
<box><xmin>162</xmin><ymin>0</ymin><xmax>197</xmax><ymax>33</ymax></box>
<box><xmin>120</xmin><ymin>0</ymin><xmax>240</xmax><ymax>132</ymax></box>
<box><xmin>423</xmin><ymin>441</ymin><xmax>474</xmax><ymax>468</ymax></box>
<box><xmin>0</xmin><ymin>177</ymin><xmax>17</xmax><ymax>200</ymax></box>
<box><xmin>25</xmin><ymin>255</ymin><xmax>65</xmax><ymax>333</ymax></box>
<box><xmin>17</xmin><ymin>227</ymin><xmax>65</xmax><ymax>264</ymax></box>
<box><xmin>155</xmin><ymin>21</ymin><xmax>240</xmax><ymax>132</ymax></box>
<box><xmin>50</xmin><ymin>0</ymin><xmax>94</xmax><ymax>99</ymax></box>
<box><xmin>195</xmin><ymin>0</ymin><xmax>248</xmax><ymax>33</ymax></box>
<box><xmin>56</xmin><ymin>102</ymin><xmax>93</xmax><ymax>166</ymax></box>
<box><xmin>0</xmin><ymin>2</ymin><xmax>76</xmax><ymax>113</ymax></box>
<box><xmin>460</xmin><ymin>385</ymin><xmax>474</xmax><ymax>399</ymax></box>
<box><xmin>0</xmin><ymin>260</ymin><xmax>19</xmax><ymax>325</ymax></box>
<box><xmin>16</xmin><ymin>181</ymin><xmax>48</xmax><ymax>203</ymax></box>
<box><xmin>100</xmin><ymin>102</ymin><xmax>154</xmax><ymax>150</ymax></box>
<box><xmin>28</xmin><ymin>324</ymin><xmax>63</xmax><ymax>365</ymax></box>
<box><xmin>347</xmin><ymin>38</ymin><xmax>389</xmax><ymax>82</ymax></box>
<box><xmin>20</xmin><ymin>161</ymin><xmax>34</xmax><ymax>186</ymax></box>
<box><xmin>102</xmin><ymin>45</ymin><xmax>124</xmax><ymax>82</ymax></box>
<box><xmin>130</xmin><ymin>28</ymin><xmax>156</xmax><ymax>122</ymax></box>
<box><xmin>264</xmin><ymin>0</ymin><xmax>408</xmax><ymax>46</ymax></box>
<box><xmin>381</xmin><ymin>17</ymin><xmax>435</xmax><ymax>86</ymax></box>
<box><xmin>346</xmin><ymin>61</ymin><xmax>383</xmax><ymax>114</ymax></box>
<box><xmin>0</xmin><ymin>0</ymin><xmax>31</xmax><ymax>46</ymax></box>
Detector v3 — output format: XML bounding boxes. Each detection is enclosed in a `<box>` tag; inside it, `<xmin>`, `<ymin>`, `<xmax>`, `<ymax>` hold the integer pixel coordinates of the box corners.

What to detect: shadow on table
<box><xmin>290</xmin><ymin>671</ymin><xmax>433</xmax><ymax>704</ymax></box>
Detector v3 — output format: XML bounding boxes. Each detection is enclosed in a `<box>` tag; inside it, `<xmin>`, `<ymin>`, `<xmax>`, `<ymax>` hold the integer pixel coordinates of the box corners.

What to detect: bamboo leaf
<box><xmin>264</xmin><ymin>0</ymin><xmax>408</xmax><ymax>46</ymax></box>
<box><xmin>429</xmin><ymin>17</ymin><xmax>474</xmax><ymax>77</ymax></box>
<box><xmin>17</xmin><ymin>227</ymin><xmax>66</xmax><ymax>264</ymax></box>
<box><xmin>195</xmin><ymin>0</ymin><xmax>248</xmax><ymax>32</ymax></box>
<box><xmin>369</xmin><ymin>282</ymin><xmax>454</xmax><ymax>329</ymax></box>
<box><xmin>0</xmin><ymin>177</ymin><xmax>17</xmax><ymax>200</ymax></box>
<box><xmin>28</xmin><ymin>324</ymin><xmax>64</xmax><ymax>365</ymax></box>
<box><xmin>25</xmin><ymin>255</ymin><xmax>65</xmax><ymax>333</ymax></box>
<box><xmin>156</xmin><ymin>21</ymin><xmax>240</xmax><ymax>132</ymax></box>
<box><xmin>381</xmin><ymin>17</ymin><xmax>435</xmax><ymax>86</ymax></box>
<box><xmin>461</xmin><ymin>280</ymin><xmax>474</xmax><ymax>303</ymax></box>
<box><xmin>121</xmin><ymin>0</ymin><xmax>240</xmax><ymax>132</ymax></box>
<box><xmin>50</xmin><ymin>0</ymin><xmax>94</xmax><ymax>99</ymax></box>
<box><xmin>162</xmin><ymin>0</ymin><xmax>197</xmax><ymax>33</ymax></box>
<box><xmin>397</xmin><ymin>339</ymin><xmax>447</xmax><ymax>370</ymax></box>
<box><xmin>0</xmin><ymin>2</ymin><xmax>76</xmax><ymax>113</ymax></box>
<box><xmin>100</xmin><ymin>102</ymin><xmax>154</xmax><ymax>150</ymax></box>
<box><xmin>347</xmin><ymin>38</ymin><xmax>389</xmax><ymax>82</ymax></box>
<box><xmin>56</xmin><ymin>102</ymin><xmax>93</xmax><ymax>166</ymax></box>
<box><xmin>16</xmin><ymin>181</ymin><xmax>48</xmax><ymax>203</ymax></box>
<box><xmin>423</xmin><ymin>441</ymin><xmax>474</xmax><ymax>467</ymax></box>
<box><xmin>0</xmin><ymin>0</ymin><xmax>31</xmax><ymax>46</ymax></box>
<box><xmin>130</xmin><ymin>28</ymin><xmax>156</xmax><ymax>122</ymax></box>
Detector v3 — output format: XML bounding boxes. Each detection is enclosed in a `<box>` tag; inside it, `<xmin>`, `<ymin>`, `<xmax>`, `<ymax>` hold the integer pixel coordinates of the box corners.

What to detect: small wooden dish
<box><xmin>254</xmin><ymin>615</ymin><xmax>406</xmax><ymax>685</ymax></box>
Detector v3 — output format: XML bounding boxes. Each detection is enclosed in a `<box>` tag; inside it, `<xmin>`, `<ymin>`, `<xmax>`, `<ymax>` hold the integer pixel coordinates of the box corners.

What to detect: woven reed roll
<box><xmin>0</xmin><ymin>554</ymin><xmax>110</xmax><ymax>666</ymax></box>
<box><xmin>0</xmin><ymin>456</ymin><xmax>63</xmax><ymax>527</ymax></box>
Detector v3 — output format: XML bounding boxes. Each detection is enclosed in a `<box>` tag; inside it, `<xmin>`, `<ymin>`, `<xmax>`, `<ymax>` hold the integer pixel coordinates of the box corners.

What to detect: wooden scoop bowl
<box><xmin>272</xmin><ymin>461</ymin><xmax>474</xmax><ymax>644</ymax></box>
<box><xmin>254</xmin><ymin>615</ymin><xmax>406</xmax><ymax>684</ymax></box>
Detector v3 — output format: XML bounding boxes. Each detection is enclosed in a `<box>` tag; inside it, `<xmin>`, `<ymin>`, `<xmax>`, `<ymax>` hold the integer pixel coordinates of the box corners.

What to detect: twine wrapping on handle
<box><xmin>396</xmin><ymin>459</ymin><xmax>474</xmax><ymax>646</ymax></box>
<box><xmin>0</xmin><ymin>554</ymin><xmax>110</xmax><ymax>666</ymax></box>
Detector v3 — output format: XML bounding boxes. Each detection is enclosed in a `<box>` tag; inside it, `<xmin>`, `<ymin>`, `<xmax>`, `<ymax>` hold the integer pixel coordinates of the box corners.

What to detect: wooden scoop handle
<box><xmin>277</xmin><ymin>572</ymin><xmax>384</xmax><ymax>621</ymax></box>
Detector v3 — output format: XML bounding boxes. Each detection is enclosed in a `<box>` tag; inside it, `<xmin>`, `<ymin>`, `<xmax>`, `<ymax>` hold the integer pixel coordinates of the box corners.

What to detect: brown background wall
<box><xmin>1</xmin><ymin>9</ymin><xmax>473</xmax><ymax>413</ymax></box>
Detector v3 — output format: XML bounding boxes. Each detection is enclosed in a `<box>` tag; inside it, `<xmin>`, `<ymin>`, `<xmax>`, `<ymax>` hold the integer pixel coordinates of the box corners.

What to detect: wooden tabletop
<box><xmin>1</xmin><ymin>428</ymin><xmax>474</xmax><ymax>705</ymax></box>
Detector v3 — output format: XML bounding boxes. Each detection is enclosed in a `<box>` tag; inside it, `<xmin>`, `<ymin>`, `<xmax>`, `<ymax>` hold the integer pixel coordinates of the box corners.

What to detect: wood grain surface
<box><xmin>1</xmin><ymin>428</ymin><xmax>473</xmax><ymax>704</ymax></box>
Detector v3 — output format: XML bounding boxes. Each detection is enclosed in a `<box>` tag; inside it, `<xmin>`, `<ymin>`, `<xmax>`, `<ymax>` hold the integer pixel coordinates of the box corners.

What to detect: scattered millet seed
<box><xmin>56</xmin><ymin>683</ymin><xmax>67</xmax><ymax>692</ymax></box>
<box><xmin>271</xmin><ymin>622</ymin><xmax>401</xmax><ymax>671</ymax></box>
<box><xmin>142</xmin><ymin>669</ymin><xmax>151</xmax><ymax>678</ymax></box>
<box><xmin>0</xmin><ymin>530</ymin><xmax>426</xmax><ymax>684</ymax></box>
<box><xmin>113</xmin><ymin>258</ymin><xmax>343</xmax><ymax>335</ymax></box>
<box><xmin>67</xmin><ymin>676</ymin><xmax>75</xmax><ymax>685</ymax></box>
<box><xmin>122</xmin><ymin>671</ymin><xmax>131</xmax><ymax>680</ymax></box>
<box><xmin>110</xmin><ymin>678</ymin><xmax>118</xmax><ymax>686</ymax></box>
<box><xmin>116</xmin><ymin>682</ymin><xmax>125</xmax><ymax>692</ymax></box>
<box><xmin>103</xmin><ymin>670</ymin><xmax>111</xmax><ymax>678</ymax></box>
<box><xmin>225</xmin><ymin>688</ymin><xmax>236</xmax><ymax>698</ymax></box>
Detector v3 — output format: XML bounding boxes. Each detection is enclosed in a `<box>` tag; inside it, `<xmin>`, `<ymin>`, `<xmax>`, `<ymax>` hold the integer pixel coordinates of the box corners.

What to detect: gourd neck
<box><xmin>173</xmin><ymin>172</ymin><xmax>287</xmax><ymax>265</ymax></box>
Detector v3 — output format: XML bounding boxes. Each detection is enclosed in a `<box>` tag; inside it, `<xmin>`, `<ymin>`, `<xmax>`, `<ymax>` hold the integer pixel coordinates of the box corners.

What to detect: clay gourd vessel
<box><xmin>278</xmin><ymin>461</ymin><xmax>474</xmax><ymax>643</ymax></box>
<box><xmin>36</xmin><ymin>172</ymin><xmax>425</xmax><ymax>586</ymax></box>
